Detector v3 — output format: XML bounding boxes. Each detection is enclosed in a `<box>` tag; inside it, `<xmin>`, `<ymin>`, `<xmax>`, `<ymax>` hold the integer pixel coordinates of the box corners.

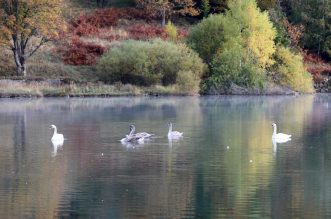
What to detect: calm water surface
<box><xmin>0</xmin><ymin>95</ymin><xmax>331</xmax><ymax>218</ymax></box>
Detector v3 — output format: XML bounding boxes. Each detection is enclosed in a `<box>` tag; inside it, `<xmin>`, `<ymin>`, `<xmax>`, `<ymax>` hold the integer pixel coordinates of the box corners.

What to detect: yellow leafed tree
<box><xmin>0</xmin><ymin>0</ymin><xmax>66</xmax><ymax>76</ymax></box>
<box><xmin>228</xmin><ymin>0</ymin><xmax>276</xmax><ymax>68</ymax></box>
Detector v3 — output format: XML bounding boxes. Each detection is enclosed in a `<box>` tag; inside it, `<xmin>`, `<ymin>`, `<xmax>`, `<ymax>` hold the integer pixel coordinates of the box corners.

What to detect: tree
<box><xmin>227</xmin><ymin>0</ymin><xmax>276</xmax><ymax>68</ymax></box>
<box><xmin>201</xmin><ymin>0</ymin><xmax>211</xmax><ymax>17</ymax></box>
<box><xmin>283</xmin><ymin>0</ymin><xmax>331</xmax><ymax>59</ymax></box>
<box><xmin>188</xmin><ymin>0</ymin><xmax>276</xmax><ymax>92</ymax></box>
<box><xmin>271</xmin><ymin>46</ymin><xmax>314</xmax><ymax>93</ymax></box>
<box><xmin>0</xmin><ymin>0</ymin><xmax>66</xmax><ymax>76</ymax></box>
<box><xmin>135</xmin><ymin>0</ymin><xmax>199</xmax><ymax>26</ymax></box>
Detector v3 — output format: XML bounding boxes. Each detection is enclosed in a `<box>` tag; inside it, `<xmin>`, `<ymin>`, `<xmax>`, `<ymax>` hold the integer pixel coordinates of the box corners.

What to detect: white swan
<box><xmin>50</xmin><ymin>124</ymin><xmax>64</xmax><ymax>142</ymax></box>
<box><xmin>272</xmin><ymin>123</ymin><xmax>291</xmax><ymax>141</ymax></box>
<box><xmin>120</xmin><ymin>125</ymin><xmax>146</xmax><ymax>144</ymax></box>
<box><xmin>167</xmin><ymin>122</ymin><xmax>183</xmax><ymax>139</ymax></box>
<box><xmin>130</xmin><ymin>125</ymin><xmax>153</xmax><ymax>139</ymax></box>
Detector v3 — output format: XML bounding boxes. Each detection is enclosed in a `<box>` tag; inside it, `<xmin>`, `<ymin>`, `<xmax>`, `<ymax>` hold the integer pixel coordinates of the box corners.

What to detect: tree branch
<box><xmin>24</xmin><ymin>37</ymin><xmax>48</xmax><ymax>58</ymax></box>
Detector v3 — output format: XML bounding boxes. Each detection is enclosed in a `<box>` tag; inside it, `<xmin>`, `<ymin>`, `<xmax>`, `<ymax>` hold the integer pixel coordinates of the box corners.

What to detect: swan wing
<box><xmin>274</xmin><ymin>138</ymin><xmax>291</xmax><ymax>143</ymax></box>
<box><xmin>278</xmin><ymin>133</ymin><xmax>291</xmax><ymax>138</ymax></box>
<box><xmin>52</xmin><ymin>134</ymin><xmax>64</xmax><ymax>142</ymax></box>
<box><xmin>168</xmin><ymin>131</ymin><xmax>183</xmax><ymax>139</ymax></box>
<box><xmin>135</xmin><ymin>132</ymin><xmax>153</xmax><ymax>138</ymax></box>
<box><xmin>273</xmin><ymin>133</ymin><xmax>291</xmax><ymax>140</ymax></box>
<box><xmin>173</xmin><ymin>131</ymin><xmax>183</xmax><ymax>136</ymax></box>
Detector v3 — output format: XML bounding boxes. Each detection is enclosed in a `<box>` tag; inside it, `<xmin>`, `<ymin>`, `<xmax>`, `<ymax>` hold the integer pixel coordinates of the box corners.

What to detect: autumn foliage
<box><xmin>62</xmin><ymin>38</ymin><xmax>105</xmax><ymax>65</ymax></box>
<box><xmin>61</xmin><ymin>6</ymin><xmax>191</xmax><ymax>66</ymax></box>
<box><xmin>0</xmin><ymin>0</ymin><xmax>66</xmax><ymax>76</ymax></box>
<box><xmin>303</xmin><ymin>52</ymin><xmax>331</xmax><ymax>84</ymax></box>
<box><xmin>127</xmin><ymin>24</ymin><xmax>167</xmax><ymax>40</ymax></box>
<box><xmin>71</xmin><ymin>7</ymin><xmax>152</xmax><ymax>36</ymax></box>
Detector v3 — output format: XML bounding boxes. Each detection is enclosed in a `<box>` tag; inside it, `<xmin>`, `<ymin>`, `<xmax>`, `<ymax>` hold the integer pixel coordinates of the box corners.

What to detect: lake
<box><xmin>0</xmin><ymin>95</ymin><xmax>330</xmax><ymax>218</ymax></box>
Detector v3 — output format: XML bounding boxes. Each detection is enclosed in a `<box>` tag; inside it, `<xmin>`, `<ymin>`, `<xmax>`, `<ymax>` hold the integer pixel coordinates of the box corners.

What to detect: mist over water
<box><xmin>0</xmin><ymin>95</ymin><xmax>330</xmax><ymax>218</ymax></box>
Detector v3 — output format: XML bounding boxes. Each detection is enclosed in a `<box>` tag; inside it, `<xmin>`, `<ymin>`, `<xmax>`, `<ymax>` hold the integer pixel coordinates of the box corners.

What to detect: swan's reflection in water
<box><xmin>51</xmin><ymin>140</ymin><xmax>63</xmax><ymax>157</ymax></box>
<box><xmin>121</xmin><ymin>140</ymin><xmax>145</xmax><ymax>150</ymax></box>
<box><xmin>272</xmin><ymin>138</ymin><xmax>291</xmax><ymax>155</ymax></box>
<box><xmin>168</xmin><ymin>138</ymin><xmax>182</xmax><ymax>148</ymax></box>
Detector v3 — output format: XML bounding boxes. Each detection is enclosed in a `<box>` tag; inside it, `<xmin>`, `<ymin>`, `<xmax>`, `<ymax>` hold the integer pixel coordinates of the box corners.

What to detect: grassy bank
<box><xmin>0</xmin><ymin>80</ymin><xmax>197</xmax><ymax>98</ymax></box>
<box><xmin>0</xmin><ymin>79</ymin><xmax>301</xmax><ymax>98</ymax></box>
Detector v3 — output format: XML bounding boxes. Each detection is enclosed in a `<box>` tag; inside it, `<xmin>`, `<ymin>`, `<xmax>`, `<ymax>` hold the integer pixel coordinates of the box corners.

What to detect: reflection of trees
<box><xmin>1</xmin><ymin>95</ymin><xmax>330</xmax><ymax>218</ymax></box>
<box><xmin>55</xmin><ymin>97</ymin><xmax>202</xmax><ymax>218</ymax></box>
<box><xmin>0</xmin><ymin>105</ymin><xmax>69</xmax><ymax>219</ymax></box>
<box><xmin>13</xmin><ymin>111</ymin><xmax>26</xmax><ymax>174</ymax></box>
<box><xmin>190</xmin><ymin>95</ymin><xmax>315</xmax><ymax>218</ymax></box>
<box><xmin>273</xmin><ymin>94</ymin><xmax>331</xmax><ymax>218</ymax></box>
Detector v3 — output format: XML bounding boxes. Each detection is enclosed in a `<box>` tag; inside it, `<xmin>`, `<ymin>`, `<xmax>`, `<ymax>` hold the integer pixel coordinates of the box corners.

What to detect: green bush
<box><xmin>186</xmin><ymin>14</ymin><xmax>226</xmax><ymax>64</ymax></box>
<box><xmin>202</xmin><ymin>42</ymin><xmax>264</xmax><ymax>93</ymax></box>
<box><xmin>271</xmin><ymin>47</ymin><xmax>314</xmax><ymax>93</ymax></box>
<box><xmin>97</xmin><ymin>39</ymin><xmax>205</xmax><ymax>94</ymax></box>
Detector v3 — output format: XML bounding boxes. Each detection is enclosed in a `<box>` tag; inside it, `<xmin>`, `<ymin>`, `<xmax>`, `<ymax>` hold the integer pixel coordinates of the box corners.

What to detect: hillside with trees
<box><xmin>0</xmin><ymin>0</ymin><xmax>328</xmax><ymax>96</ymax></box>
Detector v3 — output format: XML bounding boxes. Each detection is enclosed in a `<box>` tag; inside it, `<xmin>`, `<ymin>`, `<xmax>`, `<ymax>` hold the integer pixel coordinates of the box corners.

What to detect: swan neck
<box><xmin>168</xmin><ymin>124</ymin><xmax>172</xmax><ymax>134</ymax></box>
<box><xmin>53</xmin><ymin>127</ymin><xmax>57</xmax><ymax>135</ymax></box>
<box><xmin>129</xmin><ymin>126</ymin><xmax>135</xmax><ymax>136</ymax></box>
<box><xmin>273</xmin><ymin>125</ymin><xmax>277</xmax><ymax>135</ymax></box>
<box><xmin>52</xmin><ymin>127</ymin><xmax>58</xmax><ymax>137</ymax></box>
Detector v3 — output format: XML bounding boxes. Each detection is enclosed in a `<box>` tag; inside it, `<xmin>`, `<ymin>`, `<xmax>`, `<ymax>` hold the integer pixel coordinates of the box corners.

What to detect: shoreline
<box><xmin>0</xmin><ymin>79</ymin><xmax>318</xmax><ymax>98</ymax></box>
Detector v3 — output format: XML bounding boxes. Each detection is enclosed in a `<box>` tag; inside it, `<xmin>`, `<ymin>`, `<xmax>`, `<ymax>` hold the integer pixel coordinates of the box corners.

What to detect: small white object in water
<box><xmin>226</xmin><ymin>146</ymin><xmax>230</xmax><ymax>150</ymax></box>
<box><xmin>250</xmin><ymin>160</ymin><xmax>253</xmax><ymax>163</ymax></box>
<box><xmin>101</xmin><ymin>153</ymin><xmax>104</xmax><ymax>156</ymax></box>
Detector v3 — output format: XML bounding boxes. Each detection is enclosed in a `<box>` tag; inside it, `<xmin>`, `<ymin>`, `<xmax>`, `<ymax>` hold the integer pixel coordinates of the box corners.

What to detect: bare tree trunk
<box><xmin>12</xmin><ymin>43</ymin><xmax>27</xmax><ymax>77</ymax></box>
<box><xmin>161</xmin><ymin>8</ymin><xmax>166</xmax><ymax>27</ymax></box>
<box><xmin>17</xmin><ymin>62</ymin><xmax>27</xmax><ymax>77</ymax></box>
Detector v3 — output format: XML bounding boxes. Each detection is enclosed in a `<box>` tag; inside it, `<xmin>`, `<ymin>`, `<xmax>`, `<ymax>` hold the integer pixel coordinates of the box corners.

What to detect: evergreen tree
<box><xmin>284</xmin><ymin>0</ymin><xmax>331</xmax><ymax>58</ymax></box>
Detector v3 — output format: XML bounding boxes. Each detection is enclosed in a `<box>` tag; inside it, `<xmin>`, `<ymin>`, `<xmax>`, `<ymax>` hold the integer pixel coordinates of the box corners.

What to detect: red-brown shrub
<box><xmin>71</xmin><ymin>19</ymin><xmax>100</xmax><ymax>36</ymax></box>
<box><xmin>178</xmin><ymin>28</ymin><xmax>189</xmax><ymax>39</ymax></box>
<box><xmin>71</xmin><ymin>8</ymin><xmax>153</xmax><ymax>37</ymax></box>
<box><xmin>62</xmin><ymin>38</ymin><xmax>106</xmax><ymax>65</ymax></box>
<box><xmin>304</xmin><ymin>52</ymin><xmax>324</xmax><ymax>64</ymax></box>
<box><xmin>307</xmin><ymin>66</ymin><xmax>331</xmax><ymax>83</ymax></box>
<box><xmin>103</xmin><ymin>34</ymin><xmax>123</xmax><ymax>41</ymax></box>
<box><xmin>127</xmin><ymin>24</ymin><xmax>167</xmax><ymax>40</ymax></box>
<box><xmin>304</xmin><ymin>51</ymin><xmax>331</xmax><ymax>83</ymax></box>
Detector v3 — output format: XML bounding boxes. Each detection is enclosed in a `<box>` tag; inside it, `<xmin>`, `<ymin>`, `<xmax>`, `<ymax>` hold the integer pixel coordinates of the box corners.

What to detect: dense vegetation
<box><xmin>1</xmin><ymin>0</ymin><xmax>328</xmax><ymax>95</ymax></box>
<box><xmin>97</xmin><ymin>39</ymin><xmax>205</xmax><ymax>94</ymax></box>
<box><xmin>188</xmin><ymin>0</ymin><xmax>311</xmax><ymax>93</ymax></box>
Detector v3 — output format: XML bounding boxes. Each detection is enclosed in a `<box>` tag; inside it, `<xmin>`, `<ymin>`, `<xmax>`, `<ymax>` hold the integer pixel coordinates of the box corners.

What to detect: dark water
<box><xmin>0</xmin><ymin>95</ymin><xmax>331</xmax><ymax>218</ymax></box>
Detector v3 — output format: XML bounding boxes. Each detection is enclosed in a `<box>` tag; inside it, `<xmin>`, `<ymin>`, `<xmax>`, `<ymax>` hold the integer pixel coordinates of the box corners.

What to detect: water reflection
<box><xmin>121</xmin><ymin>139</ymin><xmax>145</xmax><ymax>150</ymax></box>
<box><xmin>0</xmin><ymin>96</ymin><xmax>331</xmax><ymax>218</ymax></box>
<box><xmin>51</xmin><ymin>140</ymin><xmax>63</xmax><ymax>157</ymax></box>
